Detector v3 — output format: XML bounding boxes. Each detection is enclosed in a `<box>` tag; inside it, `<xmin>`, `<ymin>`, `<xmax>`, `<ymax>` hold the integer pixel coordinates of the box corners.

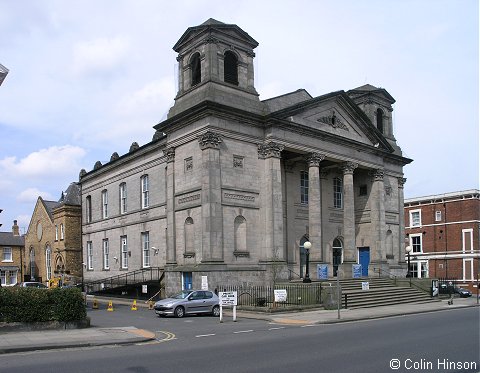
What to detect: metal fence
<box><xmin>217</xmin><ymin>283</ymin><xmax>324</xmax><ymax>308</ymax></box>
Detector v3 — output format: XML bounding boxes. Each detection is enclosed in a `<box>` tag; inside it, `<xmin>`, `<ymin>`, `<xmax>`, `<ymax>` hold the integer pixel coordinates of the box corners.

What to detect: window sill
<box><xmin>233</xmin><ymin>251</ymin><xmax>250</xmax><ymax>258</ymax></box>
<box><xmin>183</xmin><ymin>252</ymin><xmax>196</xmax><ymax>258</ymax></box>
<box><xmin>1</xmin><ymin>260</ymin><xmax>13</xmax><ymax>263</ymax></box>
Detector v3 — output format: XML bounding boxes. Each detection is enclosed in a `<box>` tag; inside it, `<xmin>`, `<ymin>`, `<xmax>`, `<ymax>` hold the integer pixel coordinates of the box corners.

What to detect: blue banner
<box><xmin>317</xmin><ymin>264</ymin><xmax>328</xmax><ymax>279</ymax></box>
<box><xmin>352</xmin><ymin>264</ymin><xmax>362</xmax><ymax>278</ymax></box>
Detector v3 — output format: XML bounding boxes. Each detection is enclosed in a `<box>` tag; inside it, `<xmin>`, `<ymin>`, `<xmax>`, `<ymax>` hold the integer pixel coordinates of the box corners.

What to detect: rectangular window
<box><xmin>86</xmin><ymin>196</ymin><xmax>92</xmax><ymax>223</ymax></box>
<box><xmin>55</xmin><ymin>225</ymin><xmax>59</xmax><ymax>241</ymax></box>
<box><xmin>462</xmin><ymin>229</ymin><xmax>473</xmax><ymax>253</ymax></box>
<box><xmin>120</xmin><ymin>183</ymin><xmax>127</xmax><ymax>214</ymax></box>
<box><xmin>410</xmin><ymin>234</ymin><xmax>422</xmax><ymax>253</ymax></box>
<box><xmin>102</xmin><ymin>190</ymin><xmax>108</xmax><ymax>219</ymax></box>
<box><xmin>87</xmin><ymin>241</ymin><xmax>93</xmax><ymax>270</ymax></box>
<box><xmin>463</xmin><ymin>258</ymin><xmax>473</xmax><ymax>281</ymax></box>
<box><xmin>141</xmin><ymin>175</ymin><xmax>149</xmax><ymax>209</ymax></box>
<box><xmin>8</xmin><ymin>270</ymin><xmax>17</xmax><ymax>285</ymax></box>
<box><xmin>0</xmin><ymin>270</ymin><xmax>5</xmax><ymax>286</ymax></box>
<box><xmin>46</xmin><ymin>248</ymin><xmax>52</xmax><ymax>280</ymax></box>
<box><xmin>435</xmin><ymin>210</ymin><xmax>442</xmax><ymax>222</ymax></box>
<box><xmin>2</xmin><ymin>247</ymin><xmax>12</xmax><ymax>262</ymax></box>
<box><xmin>300</xmin><ymin>171</ymin><xmax>309</xmax><ymax>204</ymax></box>
<box><xmin>142</xmin><ymin>232</ymin><xmax>150</xmax><ymax>268</ymax></box>
<box><xmin>103</xmin><ymin>239</ymin><xmax>109</xmax><ymax>270</ymax></box>
<box><xmin>60</xmin><ymin>224</ymin><xmax>65</xmax><ymax>240</ymax></box>
<box><xmin>121</xmin><ymin>236</ymin><xmax>128</xmax><ymax>269</ymax></box>
<box><xmin>409</xmin><ymin>209</ymin><xmax>421</xmax><ymax>227</ymax></box>
<box><xmin>333</xmin><ymin>177</ymin><xmax>343</xmax><ymax>209</ymax></box>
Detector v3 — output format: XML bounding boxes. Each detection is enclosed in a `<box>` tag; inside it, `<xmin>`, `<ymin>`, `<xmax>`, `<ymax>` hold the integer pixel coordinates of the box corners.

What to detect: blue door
<box><xmin>182</xmin><ymin>272</ymin><xmax>192</xmax><ymax>290</ymax></box>
<box><xmin>358</xmin><ymin>247</ymin><xmax>370</xmax><ymax>277</ymax></box>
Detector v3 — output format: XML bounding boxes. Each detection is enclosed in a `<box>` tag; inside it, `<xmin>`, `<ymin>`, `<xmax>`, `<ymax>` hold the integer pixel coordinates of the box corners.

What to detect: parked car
<box><xmin>454</xmin><ymin>287</ymin><xmax>472</xmax><ymax>298</ymax></box>
<box><xmin>154</xmin><ymin>290</ymin><xmax>220</xmax><ymax>318</ymax></box>
<box><xmin>15</xmin><ymin>282</ymin><xmax>48</xmax><ymax>288</ymax></box>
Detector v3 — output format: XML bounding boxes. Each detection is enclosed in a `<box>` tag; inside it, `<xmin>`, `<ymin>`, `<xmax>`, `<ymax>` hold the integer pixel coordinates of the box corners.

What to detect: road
<box><xmin>0</xmin><ymin>306</ymin><xmax>478</xmax><ymax>373</ymax></box>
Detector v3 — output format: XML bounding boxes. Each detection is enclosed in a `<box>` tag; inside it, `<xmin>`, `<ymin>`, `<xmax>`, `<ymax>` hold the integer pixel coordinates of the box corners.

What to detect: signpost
<box><xmin>219</xmin><ymin>291</ymin><xmax>238</xmax><ymax>322</ymax></box>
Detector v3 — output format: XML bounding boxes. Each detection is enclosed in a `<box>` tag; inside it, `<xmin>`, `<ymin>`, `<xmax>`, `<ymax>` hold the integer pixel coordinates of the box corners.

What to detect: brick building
<box><xmin>404</xmin><ymin>189</ymin><xmax>480</xmax><ymax>290</ymax></box>
<box><xmin>24</xmin><ymin>183</ymin><xmax>82</xmax><ymax>285</ymax></box>
<box><xmin>80</xmin><ymin>19</ymin><xmax>411</xmax><ymax>294</ymax></box>
<box><xmin>0</xmin><ymin>220</ymin><xmax>24</xmax><ymax>286</ymax></box>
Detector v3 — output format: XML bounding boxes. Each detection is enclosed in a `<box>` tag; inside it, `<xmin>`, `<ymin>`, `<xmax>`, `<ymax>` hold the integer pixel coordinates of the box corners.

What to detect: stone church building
<box><xmin>80</xmin><ymin>19</ymin><xmax>411</xmax><ymax>293</ymax></box>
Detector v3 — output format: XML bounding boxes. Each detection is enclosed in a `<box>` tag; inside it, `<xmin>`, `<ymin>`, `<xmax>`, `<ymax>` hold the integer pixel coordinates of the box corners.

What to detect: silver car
<box><xmin>154</xmin><ymin>290</ymin><xmax>220</xmax><ymax>318</ymax></box>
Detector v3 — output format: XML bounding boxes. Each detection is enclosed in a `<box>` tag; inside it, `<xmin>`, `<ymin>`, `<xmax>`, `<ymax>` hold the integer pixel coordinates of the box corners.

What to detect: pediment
<box><xmin>282</xmin><ymin>95</ymin><xmax>385</xmax><ymax>148</ymax></box>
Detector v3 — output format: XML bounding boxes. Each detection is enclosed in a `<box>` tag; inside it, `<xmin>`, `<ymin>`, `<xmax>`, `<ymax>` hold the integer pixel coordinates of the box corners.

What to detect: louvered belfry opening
<box><xmin>191</xmin><ymin>53</ymin><xmax>201</xmax><ymax>86</ymax></box>
<box><xmin>224</xmin><ymin>51</ymin><xmax>238</xmax><ymax>85</ymax></box>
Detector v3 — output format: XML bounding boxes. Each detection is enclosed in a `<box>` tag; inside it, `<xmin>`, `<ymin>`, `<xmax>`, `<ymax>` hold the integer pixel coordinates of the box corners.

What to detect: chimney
<box><xmin>12</xmin><ymin>220</ymin><xmax>19</xmax><ymax>236</ymax></box>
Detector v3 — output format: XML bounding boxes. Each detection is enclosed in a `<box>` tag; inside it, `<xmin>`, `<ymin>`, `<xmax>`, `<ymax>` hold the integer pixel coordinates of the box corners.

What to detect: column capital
<box><xmin>198</xmin><ymin>131</ymin><xmax>222</xmax><ymax>150</ymax></box>
<box><xmin>257</xmin><ymin>141</ymin><xmax>284</xmax><ymax>159</ymax></box>
<box><xmin>164</xmin><ymin>147</ymin><xmax>175</xmax><ymax>163</ymax></box>
<box><xmin>397</xmin><ymin>177</ymin><xmax>407</xmax><ymax>188</ymax></box>
<box><xmin>370</xmin><ymin>168</ymin><xmax>385</xmax><ymax>181</ymax></box>
<box><xmin>305</xmin><ymin>152</ymin><xmax>325</xmax><ymax>167</ymax></box>
<box><xmin>341</xmin><ymin>161</ymin><xmax>358</xmax><ymax>175</ymax></box>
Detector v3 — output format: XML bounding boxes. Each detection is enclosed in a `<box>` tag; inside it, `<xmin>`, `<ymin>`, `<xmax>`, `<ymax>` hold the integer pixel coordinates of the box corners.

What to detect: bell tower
<box><xmin>168</xmin><ymin>19</ymin><xmax>263</xmax><ymax>117</ymax></box>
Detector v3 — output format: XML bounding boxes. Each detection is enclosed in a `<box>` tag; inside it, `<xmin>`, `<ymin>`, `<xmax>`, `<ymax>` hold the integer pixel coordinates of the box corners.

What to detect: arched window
<box><xmin>45</xmin><ymin>245</ymin><xmax>52</xmax><ymax>280</ymax></box>
<box><xmin>234</xmin><ymin>216</ymin><xmax>247</xmax><ymax>252</ymax></box>
<box><xmin>332</xmin><ymin>238</ymin><xmax>343</xmax><ymax>277</ymax></box>
<box><xmin>376</xmin><ymin>108</ymin><xmax>384</xmax><ymax>134</ymax></box>
<box><xmin>191</xmin><ymin>53</ymin><xmax>201</xmax><ymax>86</ymax></box>
<box><xmin>185</xmin><ymin>217</ymin><xmax>195</xmax><ymax>254</ymax></box>
<box><xmin>29</xmin><ymin>248</ymin><xmax>35</xmax><ymax>281</ymax></box>
<box><xmin>333</xmin><ymin>177</ymin><xmax>343</xmax><ymax>208</ymax></box>
<box><xmin>224</xmin><ymin>51</ymin><xmax>238</xmax><ymax>85</ymax></box>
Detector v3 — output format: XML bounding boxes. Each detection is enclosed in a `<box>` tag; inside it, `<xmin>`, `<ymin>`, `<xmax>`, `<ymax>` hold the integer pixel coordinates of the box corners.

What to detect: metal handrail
<box><xmin>288</xmin><ymin>268</ymin><xmax>302</xmax><ymax>280</ymax></box>
<box><xmin>372</xmin><ymin>267</ymin><xmax>398</xmax><ymax>285</ymax></box>
<box><xmin>85</xmin><ymin>267</ymin><xmax>164</xmax><ymax>292</ymax></box>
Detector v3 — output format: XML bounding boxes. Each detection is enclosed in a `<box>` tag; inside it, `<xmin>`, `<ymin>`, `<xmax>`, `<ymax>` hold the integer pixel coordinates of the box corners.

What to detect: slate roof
<box><xmin>0</xmin><ymin>232</ymin><xmax>24</xmax><ymax>247</ymax></box>
<box><xmin>58</xmin><ymin>182</ymin><xmax>81</xmax><ymax>206</ymax></box>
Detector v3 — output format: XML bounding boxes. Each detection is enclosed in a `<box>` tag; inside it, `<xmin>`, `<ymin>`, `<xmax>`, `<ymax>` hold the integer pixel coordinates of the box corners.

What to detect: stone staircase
<box><xmin>332</xmin><ymin>278</ymin><xmax>438</xmax><ymax>309</ymax></box>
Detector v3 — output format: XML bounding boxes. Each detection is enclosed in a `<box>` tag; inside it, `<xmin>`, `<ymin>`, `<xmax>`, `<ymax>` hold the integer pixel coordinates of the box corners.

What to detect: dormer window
<box><xmin>191</xmin><ymin>52</ymin><xmax>201</xmax><ymax>86</ymax></box>
<box><xmin>224</xmin><ymin>51</ymin><xmax>238</xmax><ymax>85</ymax></box>
<box><xmin>376</xmin><ymin>108</ymin><xmax>384</xmax><ymax>133</ymax></box>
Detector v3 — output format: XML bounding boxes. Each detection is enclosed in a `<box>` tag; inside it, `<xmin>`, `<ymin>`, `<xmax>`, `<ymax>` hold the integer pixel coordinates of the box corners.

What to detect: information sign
<box><xmin>317</xmin><ymin>264</ymin><xmax>328</xmax><ymax>279</ymax></box>
<box><xmin>219</xmin><ymin>291</ymin><xmax>237</xmax><ymax>306</ymax></box>
<box><xmin>274</xmin><ymin>289</ymin><xmax>287</xmax><ymax>302</ymax></box>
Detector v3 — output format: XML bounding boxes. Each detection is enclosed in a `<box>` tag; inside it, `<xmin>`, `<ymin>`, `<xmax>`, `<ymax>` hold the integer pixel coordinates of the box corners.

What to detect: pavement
<box><xmin>0</xmin><ymin>296</ymin><xmax>477</xmax><ymax>355</ymax></box>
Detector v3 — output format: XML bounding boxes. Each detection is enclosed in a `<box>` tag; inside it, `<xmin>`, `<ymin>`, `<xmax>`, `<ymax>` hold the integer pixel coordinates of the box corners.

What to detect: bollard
<box><xmin>131</xmin><ymin>300</ymin><xmax>137</xmax><ymax>311</ymax></box>
<box><xmin>107</xmin><ymin>301</ymin><xmax>114</xmax><ymax>311</ymax></box>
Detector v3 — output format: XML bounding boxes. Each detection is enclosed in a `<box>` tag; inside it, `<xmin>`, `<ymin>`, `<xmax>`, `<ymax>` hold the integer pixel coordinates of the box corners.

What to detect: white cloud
<box><xmin>17</xmin><ymin>188</ymin><xmax>54</xmax><ymax>203</ymax></box>
<box><xmin>0</xmin><ymin>145</ymin><xmax>86</xmax><ymax>178</ymax></box>
<box><xmin>72</xmin><ymin>36</ymin><xmax>130</xmax><ymax>75</ymax></box>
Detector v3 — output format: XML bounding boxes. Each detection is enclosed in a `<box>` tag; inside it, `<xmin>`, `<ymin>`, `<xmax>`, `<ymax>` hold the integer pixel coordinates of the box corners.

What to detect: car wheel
<box><xmin>212</xmin><ymin>305</ymin><xmax>220</xmax><ymax>317</ymax></box>
<box><xmin>174</xmin><ymin>306</ymin><xmax>185</xmax><ymax>318</ymax></box>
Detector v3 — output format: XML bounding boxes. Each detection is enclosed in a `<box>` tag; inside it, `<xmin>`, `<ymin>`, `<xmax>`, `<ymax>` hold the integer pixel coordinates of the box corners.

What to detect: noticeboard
<box><xmin>274</xmin><ymin>289</ymin><xmax>287</xmax><ymax>302</ymax></box>
<box><xmin>219</xmin><ymin>291</ymin><xmax>237</xmax><ymax>306</ymax></box>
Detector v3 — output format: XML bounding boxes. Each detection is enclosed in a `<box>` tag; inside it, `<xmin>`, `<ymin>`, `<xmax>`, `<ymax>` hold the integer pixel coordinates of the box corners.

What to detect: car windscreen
<box><xmin>171</xmin><ymin>291</ymin><xmax>192</xmax><ymax>299</ymax></box>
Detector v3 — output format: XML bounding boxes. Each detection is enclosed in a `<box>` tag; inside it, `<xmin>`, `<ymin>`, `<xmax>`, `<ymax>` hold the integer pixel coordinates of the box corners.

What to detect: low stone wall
<box><xmin>0</xmin><ymin>318</ymin><xmax>90</xmax><ymax>333</ymax></box>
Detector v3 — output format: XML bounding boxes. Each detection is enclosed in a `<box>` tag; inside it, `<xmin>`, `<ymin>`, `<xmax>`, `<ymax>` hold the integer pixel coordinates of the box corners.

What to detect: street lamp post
<box><xmin>405</xmin><ymin>245</ymin><xmax>413</xmax><ymax>287</ymax></box>
<box><xmin>303</xmin><ymin>241</ymin><xmax>312</xmax><ymax>283</ymax></box>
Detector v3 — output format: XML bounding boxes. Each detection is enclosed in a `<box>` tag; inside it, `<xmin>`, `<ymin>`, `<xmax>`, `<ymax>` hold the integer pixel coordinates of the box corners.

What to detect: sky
<box><xmin>0</xmin><ymin>0</ymin><xmax>478</xmax><ymax>233</ymax></box>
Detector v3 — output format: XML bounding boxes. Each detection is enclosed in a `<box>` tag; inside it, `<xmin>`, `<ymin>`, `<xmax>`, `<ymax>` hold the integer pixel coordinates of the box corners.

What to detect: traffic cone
<box><xmin>107</xmin><ymin>301</ymin><xmax>114</xmax><ymax>311</ymax></box>
<box><xmin>148</xmin><ymin>300</ymin><xmax>154</xmax><ymax>310</ymax></box>
<box><xmin>131</xmin><ymin>299</ymin><xmax>137</xmax><ymax>311</ymax></box>
<box><xmin>92</xmin><ymin>298</ymin><xmax>98</xmax><ymax>309</ymax></box>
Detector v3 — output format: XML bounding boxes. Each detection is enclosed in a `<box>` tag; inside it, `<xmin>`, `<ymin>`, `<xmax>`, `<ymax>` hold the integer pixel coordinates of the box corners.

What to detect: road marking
<box><xmin>271</xmin><ymin>318</ymin><xmax>311</xmax><ymax>325</ymax></box>
<box><xmin>233</xmin><ymin>330</ymin><xmax>254</xmax><ymax>334</ymax></box>
<box><xmin>196</xmin><ymin>334</ymin><xmax>216</xmax><ymax>338</ymax></box>
<box><xmin>155</xmin><ymin>331</ymin><xmax>176</xmax><ymax>342</ymax></box>
<box><xmin>300</xmin><ymin>325</ymin><xmax>316</xmax><ymax>328</ymax></box>
<box><xmin>268</xmin><ymin>327</ymin><xmax>286</xmax><ymax>330</ymax></box>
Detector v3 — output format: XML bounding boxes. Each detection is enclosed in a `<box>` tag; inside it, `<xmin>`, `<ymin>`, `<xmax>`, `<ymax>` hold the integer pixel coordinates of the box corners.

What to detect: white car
<box><xmin>15</xmin><ymin>282</ymin><xmax>48</xmax><ymax>288</ymax></box>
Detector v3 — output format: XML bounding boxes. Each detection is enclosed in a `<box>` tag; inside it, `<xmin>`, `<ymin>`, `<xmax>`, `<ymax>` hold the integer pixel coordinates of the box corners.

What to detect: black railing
<box><xmin>372</xmin><ymin>267</ymin><xmax>398</xmax><ymax>285</ymax></box>
<box><xmin>85</xmin><ymin>267</ymin><xmax>164</xmax><ymax>293</ymax></box>
<box><xmin>217</xmin><ymin>283</ymin><xmax>323</xmax><ymax>308</ymax></box>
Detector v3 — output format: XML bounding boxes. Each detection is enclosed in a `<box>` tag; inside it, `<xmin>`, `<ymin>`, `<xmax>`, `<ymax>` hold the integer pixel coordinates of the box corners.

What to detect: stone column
<box><xmin>370</xmin><ymin>169</ymin><xmax>386</xmax><ymax>264</ymax></box>
<box><xmin>258</xmin><ymin>141</ymin><xmax>284</xmax><ymax>261</ymax></box>
<box><xmin>165</xmin><ymin>147</ymin><xmax>176</xmax><ymax>265</ymax></box>
<box><xmin>306</xmin><ymin>153</ymin><xmax>325</xmax><ymax>264</ymax></box>
<box><xmin>342</xmin><ymin>161</ymin><xmax>358</xmax><ymax>264</ymax></box>
<box><xmin>199</xmin><ymin>131</ymin><xmax>223</xmax><ymax>262</ymax></box>
<box><xmin>397</xmin><ymin>177</ymin><xmax>407</xmax><ymax>263</ymax></box>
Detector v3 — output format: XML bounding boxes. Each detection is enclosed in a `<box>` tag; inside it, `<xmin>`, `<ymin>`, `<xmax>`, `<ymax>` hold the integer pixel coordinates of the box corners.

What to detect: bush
<box><xmin>0</xmin><ymin>287</ymin><xmax>86</xmax><ymax>323</ymax></box>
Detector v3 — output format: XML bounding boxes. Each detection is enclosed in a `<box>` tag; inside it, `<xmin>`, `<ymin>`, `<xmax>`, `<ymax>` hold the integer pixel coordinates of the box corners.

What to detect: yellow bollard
<box><xmin>131</xmin><ymin>299</ymin><xmax>137</xmax><ymax>311</ymax></box>
<box><xmin>148</xmin><ymin>300</ymin><xmax>154</xmax><ymax>310</ymax></box>
<box><xmin>92</xmin><ymin>298</ymin><xmax>99</xmax><ymax>309</ymax></box>
<box><xmin>107</xmin><ymin>301</ymin><xmax>114</xmax><ymax>311</ymax></box>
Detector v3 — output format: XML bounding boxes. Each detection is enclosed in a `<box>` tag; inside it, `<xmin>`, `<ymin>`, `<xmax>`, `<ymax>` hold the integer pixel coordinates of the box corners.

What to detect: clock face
<box><xmin>36</xmin><ymin>222</ymin><xmax>43</xmax><ymax>240</ymax></box>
